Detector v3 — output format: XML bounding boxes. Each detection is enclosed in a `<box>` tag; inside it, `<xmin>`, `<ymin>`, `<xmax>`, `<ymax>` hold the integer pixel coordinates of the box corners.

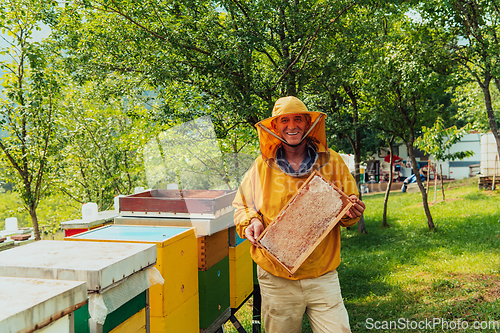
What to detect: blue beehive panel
<box><xmin>236</xmin><ymin>232</ymin><xmax>246</xmax><ymax>246</ymax></box>
<box><xmin>71</xmin><ymin>225</ymin><xmax>191</xmax><ymax>242</ymax></box>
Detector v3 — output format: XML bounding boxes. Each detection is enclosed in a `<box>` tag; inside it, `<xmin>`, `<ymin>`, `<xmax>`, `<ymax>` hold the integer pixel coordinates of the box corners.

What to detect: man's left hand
<box><xmin>346</xmin><ymin>195</ymin><xmax>365</xmax><ymax>219</ymax></box>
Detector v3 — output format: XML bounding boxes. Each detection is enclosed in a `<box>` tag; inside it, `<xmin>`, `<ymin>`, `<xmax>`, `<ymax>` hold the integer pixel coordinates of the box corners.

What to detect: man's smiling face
<box><xmin>274</xmin><ymin>113</ymin><xmax>309</xmax><ymax>146</ymax></box>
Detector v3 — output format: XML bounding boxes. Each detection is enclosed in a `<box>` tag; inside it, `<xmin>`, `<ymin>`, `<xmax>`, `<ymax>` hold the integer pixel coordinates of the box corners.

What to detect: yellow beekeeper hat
<box><xmin>255</xmin><ymin>96</ymin><xmax>328</xmax><ymax>160</ymax></box>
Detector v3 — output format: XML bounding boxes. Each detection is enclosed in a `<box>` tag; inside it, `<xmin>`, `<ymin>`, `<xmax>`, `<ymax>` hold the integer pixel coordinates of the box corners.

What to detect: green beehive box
<box><xmin>198</xmin><ymin>256</ymin><xmax>230</xmax><ymax>330</ymax></box>
<box><xmin>74</xmin><ymin>291</ymin><xmax>147</xmax><ymax>333</ymax></box>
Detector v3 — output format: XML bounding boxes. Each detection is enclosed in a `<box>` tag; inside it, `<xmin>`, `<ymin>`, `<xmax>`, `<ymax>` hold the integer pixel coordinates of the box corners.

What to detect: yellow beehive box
<box><xmin>229</xmin><ymin>240</ymin><xmax>253</xmax><ymax>309</ymax></box>
<box><xmin>151</xmin><ymin>294</ymin><xmax>199</xmax><ymax>333</ymax></box>
<box><xmin>66</xmin><ymin>225</ymin><xmax>198</xmax><ymax>318</ymax></box>
<box><xmin>110</xmin><ymin>308</ymin><xmax>146</xmax><ymax>333</ymax></box>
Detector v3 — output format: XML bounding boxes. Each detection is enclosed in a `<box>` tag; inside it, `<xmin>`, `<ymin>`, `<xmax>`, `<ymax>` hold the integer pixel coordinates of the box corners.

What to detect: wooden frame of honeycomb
<box><xmin>256</xmin><ymin>170</ymin><xmax>354</xmax><ymax>276</ymax></box>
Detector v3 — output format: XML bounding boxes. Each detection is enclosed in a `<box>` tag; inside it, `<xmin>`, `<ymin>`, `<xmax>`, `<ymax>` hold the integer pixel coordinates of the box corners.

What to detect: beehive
<box><xmin>0</xmin><ymin>240</ymin><xmax>156</xmax><ymax>333</ymax></box>
<box><xmin>257</xmin><ymin>171</ymin><xmax>354</xmax><ymax>275</ymax></box>
<box><xmin>119</xmin><ymin>189</ymin><xmax>236</xmax><ymax>218</ymax></box>
<box><xmin>229</xmin><ymin>240</ymin><xmax>253</xmax><ymax>309</ymax></box>
<box><xmin>198</xmin><ymin>229</ymin><xmax>229</xmax><ymax>271</ymax></box>
<box><xmin>0</xmin><ymin>277</ymin><xmax>87</xmax><ymax>333</ymax></box>
<box><xmin>150</xmin><ymin>295</ymin><xmax>199</xmax><ymax>333</ymax></box>
<box><xmin>116</xmin><ymin>189</ymin><xmax>236</xmax><ymax>331</ymax></box>
<box><xmin>66</xmin><ymin>225</ymin><xmax>198</xmax><ymax>322</ymax></box>
<box><xmin>198</xmin><ymin>256</ymin><xmax>230</xmax><ymax>330</ymax></box>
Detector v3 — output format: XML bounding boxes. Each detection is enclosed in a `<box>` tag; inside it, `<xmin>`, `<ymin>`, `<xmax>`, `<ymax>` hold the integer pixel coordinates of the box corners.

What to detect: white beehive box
<box><xmin>480</xmin><ymin>133</ymin><xmax>500</xmax><ymax>176</ymax></box>
<box><xmin>0</xmin><ymin>240</ymin><xmax>157</xmax><ymax>333</ymax></box>
<box><xmin>0</xmin><ymin>276</ymin><xmax>87</xmax><ymax>333</ymax></box>
<box><xmin>0</xmin><ymin>240</ymin><xmax>156</xmax><ymax>291</ymax></box>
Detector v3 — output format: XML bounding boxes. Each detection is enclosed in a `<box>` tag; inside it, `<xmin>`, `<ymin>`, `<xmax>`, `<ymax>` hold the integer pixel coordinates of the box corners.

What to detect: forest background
<box><xmin>0</xmin><ymin>0</ymin><xmax>500</xmax><ymax>239</ymax></box>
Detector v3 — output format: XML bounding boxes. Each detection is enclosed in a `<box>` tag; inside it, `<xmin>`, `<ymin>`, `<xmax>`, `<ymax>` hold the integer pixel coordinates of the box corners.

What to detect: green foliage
<box><xmin>56</xmin><ymin>78</ymin><xmax>154</xmax><ymax>210</ymax></box>
<box><xmin>365</xmin><ymin>17</ymin><xmax>455</xmax><ymax>144</ymax></box>
<box><xmin>302</xmin><ymin>4</ymin><xmax>390</xmax><ymax>159</ymax></box>
<box><xmin>144</xmin><ymin>114</ymin><xmax>258</xmax><ymax>191</ymax></box>
<box><xmin>416</xmin><ymin>117</ymin><xmax>474</xmax><ymax>162</ymax></box>
<box><xmin>419</xmin><ymin>0</ymin><xmax>500</xmax><ymax>159</ymax></box>
<box><xmin>453</xmin><ymin>81</ymin><xmax>500</xmax><ymax>132</ymax></box>
<box><xmin>0</xmin><ymin>0</ymin><xmax>63</xmax><ymax>238</ymax></box>
<box><xmin>54</xmin><ymin>0</ymin><xmax>360</xmax><ymax>129</ymax></box>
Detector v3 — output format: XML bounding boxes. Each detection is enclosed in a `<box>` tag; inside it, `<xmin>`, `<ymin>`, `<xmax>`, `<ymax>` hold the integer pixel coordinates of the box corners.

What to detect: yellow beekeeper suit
<box><xmin>233</xmin><ymin>96</ymin><xmax>360</xmax><ymax>280</ymax></box>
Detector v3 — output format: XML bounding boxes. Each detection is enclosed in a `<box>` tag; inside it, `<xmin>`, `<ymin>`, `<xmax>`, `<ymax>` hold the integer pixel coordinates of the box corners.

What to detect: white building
<box><xmin>370</xmin><ymin>132</ymin><xmax>486</xmax><ymax>180</ymax></box>
<box><xmin>480</xmin><ymin>132</ymin><xmax>500</xmax><ymax>177</ymax></box>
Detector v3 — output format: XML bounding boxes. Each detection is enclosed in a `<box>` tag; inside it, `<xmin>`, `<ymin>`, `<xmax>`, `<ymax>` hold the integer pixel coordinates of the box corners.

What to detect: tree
<box><xmin>302</xmin><ymin>4</ymin><xmax>394</xmax><ymax>233</ymax></box>
<box><xmin>421</xmin><ymin>0</ymin><xmax>500</xmax><ymax>166</ymax></box>
<box><xmin>415</xmin><ymin>117</ymin><xmax>474</xmax><ymax>200</ymax></box>
<box><xmin>57</xmin><ymin>77</ymin><xmax>155</xmax><ymax>210</ymax></box>
<box><xmin>381</xmin><ymin>135</ymin><xmax>395</xmax><ymax>227</ymax></box>
<box><xmin>365</xmin><ymin>19</ymin><xmax>455</xmax><ymax>230</ymax></box>
<box><xmin>54</xmin><ymin>0</ymin><xmax>357</xmax><ymax>132</ymax></box>
<box><xmin>0</xmin><ymin>0</ymin><xmax>61</xmax><ymax>240</ymax></box>
<box><xmin>453</xmin><ymin>81</ymin><xmax>500</xmax><ymax>132</ymax></box>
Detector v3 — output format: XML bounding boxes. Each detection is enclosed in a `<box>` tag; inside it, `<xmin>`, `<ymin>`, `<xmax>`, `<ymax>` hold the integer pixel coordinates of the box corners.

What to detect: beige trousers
<box><xmin>257</xmin><ymin>266</ymin><xmax>351</xmax><ymax>333</ymax></box>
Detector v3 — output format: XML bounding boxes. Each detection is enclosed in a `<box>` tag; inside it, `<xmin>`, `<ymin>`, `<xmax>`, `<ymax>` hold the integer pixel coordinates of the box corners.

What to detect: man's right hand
<box><xmin>245</xmin><ymin>217</ymin><xmax>264</xmax><ymax>247</ymax></box>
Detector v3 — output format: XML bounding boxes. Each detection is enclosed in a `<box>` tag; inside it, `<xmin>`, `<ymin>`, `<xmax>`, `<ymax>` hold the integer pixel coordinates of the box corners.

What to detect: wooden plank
<box><xmin>228</xmin><ymin>227</ymin><xmax>237</xmax><ymax>247</ymax></box>
<box><xmin>198</xmin><ymin>229</ymin><xmax>229</xmax><ymax>271</ymax></box>
<box><xmin>256</xmin><ymin>170</ymin><xmax>354</xmax><ymax>276</ymax></box>
<box><xmin>10</xmin><ymin>234</ymin><xmax>30</xmax><ymax>241</ymax></box>
<box><xmin>150</xmin><ymin>294</ymin><xmax>199</xmax><ymax>333</ymax></box>
<box><xmin>478</xmin><ymin>175</ymin><xmax>500</xmax><ymax>190</ymax></box>
<box><xmin>228</xmin><ymin>227</ymin><xmax>246</xmax><ymax>247</ymax></box>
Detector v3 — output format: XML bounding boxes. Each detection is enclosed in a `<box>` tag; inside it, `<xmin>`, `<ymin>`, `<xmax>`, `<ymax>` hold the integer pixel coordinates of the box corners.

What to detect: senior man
<box><xmin>233</xmin><ymin>96</ymin><xmax>365</xmax><ymax>333</ymax></box>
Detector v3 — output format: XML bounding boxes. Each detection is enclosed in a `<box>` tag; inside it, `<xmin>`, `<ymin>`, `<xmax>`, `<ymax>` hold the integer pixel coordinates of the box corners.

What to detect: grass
<box><xmin>225</xmin><ymin>178</ymin><xmax>500</xmax><ymax>332</ymax></box>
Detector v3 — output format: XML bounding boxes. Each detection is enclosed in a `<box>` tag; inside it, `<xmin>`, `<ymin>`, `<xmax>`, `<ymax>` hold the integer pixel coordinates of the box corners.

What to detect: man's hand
<box><xmin>346</xmin><ymin>195</ymin><xmax>365</xmax><ymax>219</ymax></box>
<box><xmin>245</xmin><ymin>217</ymin><xmax>264</xmax><ymax>247</ymax></box>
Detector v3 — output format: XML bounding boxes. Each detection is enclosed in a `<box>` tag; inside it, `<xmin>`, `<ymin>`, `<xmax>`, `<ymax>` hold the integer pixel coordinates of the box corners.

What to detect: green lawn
<box><xmin>226</xmin><ymin>178</ymin><xmax>500</xmax><ymax>332</ymax></box>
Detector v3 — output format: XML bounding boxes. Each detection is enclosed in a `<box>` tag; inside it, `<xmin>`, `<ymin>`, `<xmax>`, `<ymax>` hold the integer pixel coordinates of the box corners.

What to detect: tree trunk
<box><xmin>382</xmin><ymin>136</ymin><xmax>394</xmax><ymax>227</ymax></box>
<box><xmin>343</xmin><ymin>84</ymin><xmax>366</xmax><ymax>233</ymax></box>
<box><xmin>482</xmin><ymin>79</ymin><xmax>500</xmax><ymax>164</ymax></box>
<box><xmin>353</xmin><ymin>146</ymin><xmax>366</xmax><ymax>233</ymax></box>
<box><xmin>29</xmin><ymin>205</ymin><xmax>41</xmax><ymax>240</ymax></box>
<box><xmin>493</xmin><ymin>156</ymin><xmax>498</xmax><ymax>191</ymax></box>
<box><xmin>440</xmin><ymin>164</ymin><xmax>445</xmax><ymax>201</ymax></box>
<box><xmin>407</xmin><ymin>137</ymin><xmax>435</xmax><ymax>230</ymax></box>
<box><xmin>233</xmin><ymin>133</ymin><xmax>240</xmax><ymax>186</ymax></box>
<box><xmin>434</xmin><ymin>161</ymin><xmax>438</xmax><ymax>203</ymax></box>
<box><xmin>425</xmin><ymin>160</ymin><xmax>430</xmax><ymax>194</ymax></box>
<box><xmin>355</xmin><ymin>136</ymin><xmax>367</xmax><ymax>234</ymax></box>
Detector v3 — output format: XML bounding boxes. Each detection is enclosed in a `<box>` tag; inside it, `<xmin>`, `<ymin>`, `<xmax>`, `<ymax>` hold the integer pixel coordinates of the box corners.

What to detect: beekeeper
<box><xmin>233</xmin><ymin>96</ymin><xmax>365</xmax><ymax>333</ymax></box>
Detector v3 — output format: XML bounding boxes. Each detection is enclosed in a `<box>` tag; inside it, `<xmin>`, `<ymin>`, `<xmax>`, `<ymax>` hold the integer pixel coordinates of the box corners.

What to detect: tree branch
<box><xmin>271</xmin><ymin>2</ymin><xmax>355</xmax><ymax>91</ymax></box>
